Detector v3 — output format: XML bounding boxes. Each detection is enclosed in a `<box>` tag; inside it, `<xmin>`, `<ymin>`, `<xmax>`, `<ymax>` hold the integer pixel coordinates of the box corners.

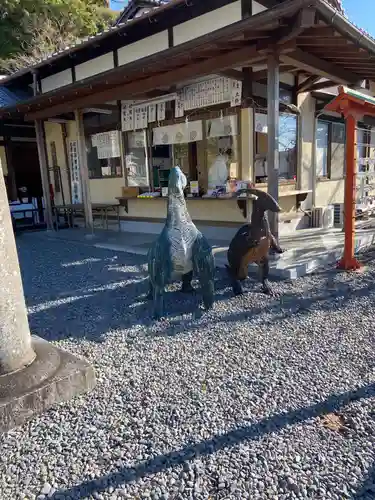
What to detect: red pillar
<box><xmin>337</xmin><ymin>113</ymin><xmax>361</xmax><ymax>270</ymax></box>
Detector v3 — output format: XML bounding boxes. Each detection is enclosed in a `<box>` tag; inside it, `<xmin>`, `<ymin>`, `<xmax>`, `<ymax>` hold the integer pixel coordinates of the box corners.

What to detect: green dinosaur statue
<box><xmin>147</xmin><ymin>166</ymin><xmax>215</xmax><ymax>319</ymax></box>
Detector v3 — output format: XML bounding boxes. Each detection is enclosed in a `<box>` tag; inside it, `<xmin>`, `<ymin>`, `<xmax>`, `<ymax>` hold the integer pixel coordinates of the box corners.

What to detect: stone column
<box><xmin>0</xmin><ymin>170</ymin><xmax>36</xmax><ymax>375</ymax></box>
<box><xmin>0</xmin><ymin>161</ymin><xmax>95</xmax><ymax>433</ymax></box>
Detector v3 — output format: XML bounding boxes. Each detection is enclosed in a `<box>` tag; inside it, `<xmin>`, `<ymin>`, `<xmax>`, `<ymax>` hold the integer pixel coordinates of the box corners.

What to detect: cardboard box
<box><xmin>121</xmin><ymin>186</ymin><xmax>139</xmax><ymax>198</ymax></box>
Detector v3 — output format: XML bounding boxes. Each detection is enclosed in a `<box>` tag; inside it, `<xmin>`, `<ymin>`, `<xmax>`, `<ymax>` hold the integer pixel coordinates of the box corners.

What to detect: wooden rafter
<box><xmin>297</xmin><ymin>26</ymin><xmax>336</xmax><ymax>38</ymax></box>
<box><xmin>297</xmin><ymin>38</ymin><xmax>353</xmax><ymax>47</ymax></box>
<box><xmin>281</xmin><ymin>48</ymin><xmax>361</xmax><ymax>85</ymax></box>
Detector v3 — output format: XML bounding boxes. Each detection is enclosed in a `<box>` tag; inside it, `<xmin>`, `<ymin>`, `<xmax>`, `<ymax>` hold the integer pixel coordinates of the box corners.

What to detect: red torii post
<box><xmin>324</xmin><ymin>86</ymin><xmax>375</xmax><ymax>271</ymax></box>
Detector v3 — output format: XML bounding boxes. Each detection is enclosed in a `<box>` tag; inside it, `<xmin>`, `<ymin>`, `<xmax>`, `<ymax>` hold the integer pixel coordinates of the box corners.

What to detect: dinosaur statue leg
<box><xmin>225</xmin><ymin>265</ymin><xmax>244</xmax><ymax>296</ymax></box>
<box><xmin>192</xmin><ymin>235</ymin><xmax>215</xmax><ymax>311</ymax></box>
<box><xmin>262</xmin><ymin>213</ymin><xmax>284</xmax><ymax>254</ymax></box>
<box><xmin>181</xmin><ymin>270</ymin><xmax>195</xmax><ymax>294</ymax></box>
<box><xmin>269</xmin><ymin>234</ymin><xmax>284</xmax><ymax>254</ymax></box>
<box><xmin>152</xmin><ymin>284</ymin><xmax>165</xmax><ymax>320</ymax></box>
<box><xmin>259</xmin><ymin>256</ymin><xmax>276</xmax><ymax>296</ymax></box>
<box><xmin>146</xmin><ymin>279</ymin><xmax>153</xmax><ymax>300</ymax></box>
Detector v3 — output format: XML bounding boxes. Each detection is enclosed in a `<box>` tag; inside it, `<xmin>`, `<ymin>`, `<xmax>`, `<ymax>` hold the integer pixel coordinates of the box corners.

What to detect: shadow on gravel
<box><xmin>352</xmin><ymin>463</ymin><xmax>375</xmax><ymax>499</ymax></box>
<box><xmin>50</xmin><ymin>382</ymin><xmax>375</xmax><ymax>499</ymax></box>
<box><xmin>18</xmin><ymin>234</ymin><xmax>375</xmax><ymax>341</ymax></box>
<box><xmin>23</xmin><ymin>265</ymin><xmax>375</xmax><ymax>342</ymax></box>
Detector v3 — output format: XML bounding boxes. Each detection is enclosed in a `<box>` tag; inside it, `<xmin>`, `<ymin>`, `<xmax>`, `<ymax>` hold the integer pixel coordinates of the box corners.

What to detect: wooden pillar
<box><xmin>337</xmin><ymin>113</ymin><xmax>361</xmax><ymax>270</ymax></box>
<box><xmin>267</xmin><ymin>52</ymin><xmax>280</xmax><ymax>240</ymax></box>
<box><xmin>35</xmin><ymin>120</ymin><xmax>54</xmax><ymax>230</ymax></box>
<box><xmin>74</xmin><ymin>109</ymin><xmax>93</xmax><ymax>231</ymax></box>
<box><xmin>4</xmin><ymin>140</ymin><xmax>17</xmax><ymax>201</ymax></box>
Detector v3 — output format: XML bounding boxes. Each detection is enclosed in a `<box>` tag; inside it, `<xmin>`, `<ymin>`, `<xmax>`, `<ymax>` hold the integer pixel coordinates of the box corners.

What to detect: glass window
<box><xmin>316</xmin><ymin>121</ymin><xmax>329</xmax><ymax>177</ymax></box>
<box><xmin>205</xmin><ymin>115</ymin><xmax>240</xmax><ymax>191</ymax></box>
<box><xmin>316</xmin><ymin>120</ymin><xmax>345</xmax><ymax>179</ymax></box>
<box><xmin>254</xmin><ymin>111</ymin><xmax>297</xmax><ymax>183</ymax></box>
<box><xmin>86</xmin><ymin>134</ymin><xmax>122</xmax><ymax>179</ymax></box>
<box><xmin>126</xmin><ymin>131</ymin><xmax>149</xmax><ymax>187</ymax></box>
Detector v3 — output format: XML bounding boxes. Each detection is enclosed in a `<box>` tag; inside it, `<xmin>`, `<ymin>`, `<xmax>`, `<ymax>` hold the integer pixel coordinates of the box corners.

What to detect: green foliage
<box><xmin>0</xmin><ymin>0</ymin><xmax>115</xmax><ymax>73</ymax></box>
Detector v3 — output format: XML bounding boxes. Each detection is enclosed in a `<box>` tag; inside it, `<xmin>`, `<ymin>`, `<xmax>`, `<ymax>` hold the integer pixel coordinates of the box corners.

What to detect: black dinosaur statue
<box><xmin>226</xmin><ymin>188</ymin><xmax>283</xmax><ymax>297</ymax></box>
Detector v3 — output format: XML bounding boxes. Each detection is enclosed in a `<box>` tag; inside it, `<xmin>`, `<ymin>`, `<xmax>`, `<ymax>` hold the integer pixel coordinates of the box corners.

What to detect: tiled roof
<box><xmin>0</xmin><ymin>86</ymin><xmax>32</xmax><ymax>108</ymax></box>
<box><xmin>0</xmin><ymin>0</ymin><xmax>374</xmax><ymax>85</ymax></box>
<box><xmin>114</xmin><ymin>0</ymin><xmax>169</xmax><ymax>25</ymax></box>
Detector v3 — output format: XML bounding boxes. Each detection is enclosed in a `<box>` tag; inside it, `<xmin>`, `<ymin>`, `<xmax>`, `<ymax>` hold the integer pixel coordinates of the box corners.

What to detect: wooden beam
<box><xmin>280</xmin><ymin>48</ymin><xmax>361</xmax><ymax>85</ymax></box>
<box><xmin>276</xmin><ymin>7</ymin><xmax>317</xmax><ymax>45</ymax></box>
<box><xmin>298</xmin><ymin>26</ymin><xmax>336</xmax><ymax>38</ymax></box>
<box><xmin>267</xmin><ymin>52</ymin><xmax>280</xmax><ymax>240</ymax></box>
<box><xmin>241</xmin><ymin>0</ymin><xmax>252</xmax><ymax>18</ymax></box>
<box><xmin>253</xmin><ymin>65</ymin><xmax>294</xmax><ymax>81</ymax></box>
<box><xmin>297</xmin><ymin>74</ymin><xmax>321</xmax><ymax>92</ymax></box>
<box><xmin>297</xmin><ymin>38</ymin><xmax>353</xmax><ymax>47</ymax></box>
<box><xmin>303</xmin><ymin>79</ymin><xmax>336</xmax><ymax>92</ymax></box>
<box><xmin>26</xmin><ymin>44</ymin><xmax>267</xmax><ymax>120</ymax></box>
<box><xmin>35</xmin><ymin>120</ymin><xmax>54</xmax><ymax>230</ymax></box>
<box><xmin>220</xmin><ymin>69</ymin><xmax>244</xmax><ymax>81</ymax></box>
<box><xmin>74</xmin><ymin>109</ymin><xmax>93</xmax><ymax>230</ymax></box>
<box><xmin>242</xmin><ymin>66</ymin><xmax>253</xmax><ymax>104</ymax></box>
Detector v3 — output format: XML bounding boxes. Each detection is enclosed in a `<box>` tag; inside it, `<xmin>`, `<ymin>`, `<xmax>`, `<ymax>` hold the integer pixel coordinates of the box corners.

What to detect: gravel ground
<box><xmin>1</xmin><ymin>232</ymin><xmax>375</xmax><ymax>500</ymax></box>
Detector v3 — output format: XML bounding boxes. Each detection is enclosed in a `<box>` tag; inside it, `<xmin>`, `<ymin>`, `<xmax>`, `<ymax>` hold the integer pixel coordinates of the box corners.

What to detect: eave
<box><xmin>2</xmin><ymin>0</ymin><xmax>375</xmax><ymax>121</ymax></box>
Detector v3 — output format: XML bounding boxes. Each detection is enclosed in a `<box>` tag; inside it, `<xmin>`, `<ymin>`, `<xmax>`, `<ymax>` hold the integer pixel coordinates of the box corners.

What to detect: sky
<box><xmin>343</xmin><ymin>0</ymin><xmax>374</xmax><ymax>36</ymax></box>
<box><xmin>110</xmin><ymin>0</ymin><xmax>375</xmax><ymax>37</ymax></box>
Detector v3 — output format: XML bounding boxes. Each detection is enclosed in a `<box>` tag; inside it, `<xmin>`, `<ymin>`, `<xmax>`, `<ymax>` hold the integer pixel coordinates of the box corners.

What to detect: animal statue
<box><xmin>226</xmin><ymin>188</ymin><xmax>283</xmax><ymax>297</ymax></box>
<box><xmin>147</xmin><ymin>166</ymin><xmax>215</xmax><ymax>319</ymax></box>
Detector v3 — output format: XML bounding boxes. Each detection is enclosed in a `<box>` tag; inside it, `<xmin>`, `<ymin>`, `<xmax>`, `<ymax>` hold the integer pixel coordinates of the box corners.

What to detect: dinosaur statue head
<box><xmin>168</xmin><ymin>166</ymin><xmax>187</xmax><ymax>196</ymax></box>
<box><xmin>236</xmin><ymin>188</ymin><xmax>281</xmax><ymax>213</ymax></box>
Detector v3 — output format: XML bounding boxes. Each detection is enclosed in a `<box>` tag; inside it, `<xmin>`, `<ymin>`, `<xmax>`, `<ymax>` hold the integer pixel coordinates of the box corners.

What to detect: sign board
<box><xmin>68</xmin><ymin>141</ymin><xmax>82</xmax><ymax>204</ymax></box>
<box><xmin>153</xmin><ymin>121</ymin><xmax>203</xmax><ymax>146</ymax></box>
<box><xmin>91</xmin><ymin>131</ymin><xmax>121</xmax><ymax>159</ymax></box>
<box><xmin>121</xmin><ymin>76</ymin><xmax>242</xmax><ymax>132</ymax></box>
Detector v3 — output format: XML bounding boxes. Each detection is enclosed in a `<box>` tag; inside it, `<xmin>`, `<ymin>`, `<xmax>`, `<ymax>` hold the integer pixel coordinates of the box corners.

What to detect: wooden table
<box><xmin>53</xmin><ymin>203</ymin><xmax>121</xmax><ymax>231</ymax></box>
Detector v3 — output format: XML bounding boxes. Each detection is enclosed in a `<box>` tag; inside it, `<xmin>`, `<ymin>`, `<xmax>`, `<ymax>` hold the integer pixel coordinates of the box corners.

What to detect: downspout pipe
<box><xmin>316</xmin><ymin>0</ymin><xmax>375</xmax><ymax>58</ymax></box>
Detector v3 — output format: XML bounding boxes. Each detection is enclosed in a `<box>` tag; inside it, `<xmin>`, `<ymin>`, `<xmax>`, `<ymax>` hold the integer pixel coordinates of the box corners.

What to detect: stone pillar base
<box><xmin>0</xmin><ymin>336</ymin><xmax>95</xmax><ymax>434</ymax></box>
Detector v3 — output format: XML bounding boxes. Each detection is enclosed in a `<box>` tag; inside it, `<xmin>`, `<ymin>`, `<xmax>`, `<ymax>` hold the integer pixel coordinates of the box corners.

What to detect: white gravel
<box><xmin>1</xmin><ymin>232</ymin><xmax>375</xmax><ymax>500</ymax></box>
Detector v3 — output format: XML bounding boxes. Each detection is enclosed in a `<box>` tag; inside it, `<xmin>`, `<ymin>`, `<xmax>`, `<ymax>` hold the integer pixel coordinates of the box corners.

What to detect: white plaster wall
<box><xmin>252</xmin><ymin>1</ymin><xmax>267</xmax><ymax>14</ymax></box>
<box><xmin>118</xmin><ymin>31</ymin><xmax>169</xmax><ymax>66</ymax></box>
<box><xmin>280</xmin><ymin>72</ymin><xmax>295</xmax><ymax>86</ymax></box>
<box><xmin>75</xmin><ymin>53</ymin><xmax>114</xmax><ymax>81</ymax></box>
<box><xmin>297</xmin><ymin>91</ymin><xmax>315</xmax><ymax>209</ymax></box>
<box><xmin>173</xmin><ymin>1</ymin><xmax>241</xmax><ymax>46</ymax></box>
<box><xmin>90</xmin><ymin>178</ymin><xmax>124</xmax><ymax>204</ymax></box>
<box><xmin>315</xmin><ymin>179</ymin><xmax>344</xmax><ymax>207</ymax></box>
<box><xmin>41</xmin><ymin>69</ymin><xmax>72</xmax><ymax>93</ymax></box>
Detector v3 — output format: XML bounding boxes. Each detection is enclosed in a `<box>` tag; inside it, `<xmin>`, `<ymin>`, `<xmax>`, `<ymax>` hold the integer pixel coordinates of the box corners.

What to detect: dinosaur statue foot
<box><xmin>180</xmin><ymin>284</ymin><xmax>196</xmax><ymax>294</ymax></box>
<box><xmin>270</xmin><ymin>245</ymin><xmax>284</xmax><ymax>255</ymax></box>
<box><xmin>232</xmin><ymin>281</ymin><xmax>244</xmax><ymax>296</ymax></box>
<box><xmin>261</xmin><ymin>279</ymin><xmax>278</xmax><ymax>297</ymax></box>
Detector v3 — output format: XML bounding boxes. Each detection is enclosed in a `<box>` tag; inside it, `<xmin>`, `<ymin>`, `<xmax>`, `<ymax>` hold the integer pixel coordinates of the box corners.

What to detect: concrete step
<box><xmin>34</xmin><ymin>226</ymin><xmax>375</xmax><ymax>280</ymax></box>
